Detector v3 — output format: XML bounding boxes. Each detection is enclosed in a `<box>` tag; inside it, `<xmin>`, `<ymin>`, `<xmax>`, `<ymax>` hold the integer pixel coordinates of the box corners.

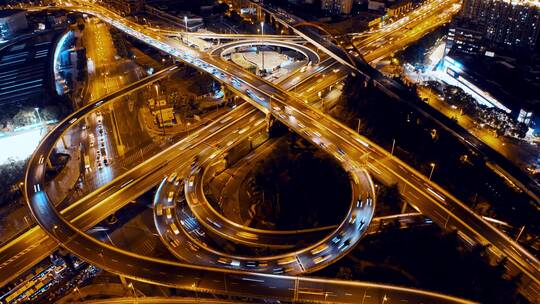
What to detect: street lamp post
<box><xmin>260</xmin><ymin>21</ymin><xmax>265</xmax><ymax>75</ymax></box>
<box><xmin>74</xmin><ymin>286</ymin><xmax>82</xmax><ymax>301</ymax></box>
<box><xmin>34</xmin><ymin>107</ymin><xmax>42</xmax><ymax>125</ymax></box>
<box><xmin>391</xmin><ymin>138</ymin><xmax>396</xmax><ymax>155</ymax></box>
<box><xmin>24</xmin><ymin>215</ymin><xmax>31</xmax><ymax>229</ymax></box>
<box><xmin>153</xmin><ymin>84</ymin><xmax>166</xmax><ymax>136</ymax></box>
<box><xmin>184</xmin><ymin>16</ymin><xmax>189</xmax><ymax>45</ymax></box>
<box><xmin>128</xmin><ymin>282</ymin><xmax>138</xmax><ymax>301</ymax></box>
<box><xmin>429</xmin><ymin>162</ymin><xmax>436</xmax><ymax>180</ymax></box>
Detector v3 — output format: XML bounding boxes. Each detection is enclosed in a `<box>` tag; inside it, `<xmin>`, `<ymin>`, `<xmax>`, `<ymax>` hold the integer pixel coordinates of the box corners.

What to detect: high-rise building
<box><xmin>321</xmin><ymin>0</ymin><xmax>353</xmax><ymax>15</ymax></box>
<box><xmin>460</xmin><ymin>0</ymin><xmax>540</xmax><ymax>50</ymax></box>
<box><xmin>101</xmin><ymin>0</ymin><xmax>144</xmax><ymax>15</ymax></box>
<box><xmin>446</xmin><ymin>21</ymin><xmax>485</xmax><ymax>55</ymax></box>
<box><xmin>0</xmin><ymin>9</ymin><xmax>28</xmax><ymax>40</ymax></box>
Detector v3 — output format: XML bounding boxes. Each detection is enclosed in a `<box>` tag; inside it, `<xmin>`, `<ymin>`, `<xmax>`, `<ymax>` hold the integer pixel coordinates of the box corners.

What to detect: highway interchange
<box><xmin>0</xmin><ymin>0</ymin><xmax>539</xmax><ymax>302</ymax></box>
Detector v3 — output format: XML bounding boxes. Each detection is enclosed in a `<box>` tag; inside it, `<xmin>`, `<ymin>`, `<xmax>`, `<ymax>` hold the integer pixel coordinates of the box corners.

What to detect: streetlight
<box><xmin>260</xmin><ymin>21</ymin><xmax>265</xmax><ymax>74</ymax></box>
<box><xmin>184</xmin><ymin>16</ymin><xmax>189</xmax><ymax>45</ymax></box>
<box><xmin>429</xmin><ymin>162</ymin><xmax>436</xmax><ymax>180</ymax></box>
<box><xmin>34</xmin><ymin>107</ymin><xmax>42</xmax><ymax>125</ymax></box>
<box><xmin>128</xmin><ymin>282</ymin><xmax>137</xmax><ymax>300</ymax></box>
<box><xmin>24</xmin><ymin>215</ymin><xmax>31</xmax><ymax>229</ymax></box>
<box><xmin>74</xmin><ymin>286</ymin><xmax>82</xmax><ymax>301</ymax></box>
<box><xmin>318</xmin><ymin>91</ymin><xmax>323</xmax><ymax>112</ymax></box>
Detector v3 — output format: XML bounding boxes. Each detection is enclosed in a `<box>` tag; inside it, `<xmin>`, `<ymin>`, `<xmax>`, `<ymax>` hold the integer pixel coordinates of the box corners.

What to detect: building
<box><xmin>367</xmin><ymin>0</ymin><xmax>386</xmax><ymax>12</ymax></box>
<box><xmin>387</xmin><ymin>0</ymin><xmax>413</xmax><ymax>18</ymax></box>
<box><xmin>460</xmin><ymin>0</ymin><xmax>540</xmax><ymax>51</ymax></box>
<box><xmin>321</xmin><ymin>0</ymin><xmax>353</xmax><ymax>15</ymax></box>
<box><xmin>446</xmin><ymin>21</ymin><xmax>485</xmax><ymax>55</ymax></box>
<box><xmin>0</xmin><ymin>9</ymin><xmax>28</xmax><ymax>40</ymax></box>
<box><xmin>101</xmin><ymin>0</ymin><xmax>144</xmax><ymax>15</ymax></box>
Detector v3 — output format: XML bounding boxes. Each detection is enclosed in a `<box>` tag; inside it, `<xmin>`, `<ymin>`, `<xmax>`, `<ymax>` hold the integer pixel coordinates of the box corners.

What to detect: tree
<box><xmin>336</xmin><ymin>267</ymin><xmax>353</xmax><ymax>280</ymax></box>
<box><xmin>377</xmin><ymin>183</ymin><xmax>401</xmax><ymax>206</ymax></box>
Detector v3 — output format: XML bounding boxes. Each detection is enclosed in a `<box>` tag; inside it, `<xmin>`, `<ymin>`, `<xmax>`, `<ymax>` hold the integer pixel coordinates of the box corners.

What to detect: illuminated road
<box><xmin>354</xmin><ymin>0</ymin><xmax>461</xmax><ymax>62</ymax></box>
<box><xmin>0</xmin><ymin>1</ymin><xmax>534</xmax><ymax>303</ymax></box>
<box><xmin>20</xmin><ymin>30</ymin><xmax>473</xmax><ymax>304</ymax></box>
<box><xmin>0</xmin><ymin>66</ymin><xmax>180</xmax><ymax>286</ymax></box>
<box><xmin>210</xmin><ymin>39</ymin><xmax>321</xmax><ymax>65</ymax></box>
<box><xmin>246</xmin><ymin>1</ymin><xmax>540</xmax><ymax>300</ymax></box>
<box><xmin>158</xmin><ymin>30</ymin><xmax>302</xmax><ymax>41</ymax></box>
<box><xmin>102</xmin><ymin>1</ymin><xmax>540</xmax><ymax>299</ymax></box>
<box><xmin>153</xmin><ymin>135</ymin><xmax>374</xmax><ymax>274</ymax></box>
<box><xmin>4</xmin><ymin>3</ymin><xmax>475</xmax><ymax>303</ymax></box>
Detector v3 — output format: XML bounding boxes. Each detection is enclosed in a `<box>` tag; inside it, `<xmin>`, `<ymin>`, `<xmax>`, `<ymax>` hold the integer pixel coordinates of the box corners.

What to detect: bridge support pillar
<box><xmin>119</xmin><ymin>275</ymin><xmax>129</xmax><ymax>288</ymax></box>
<box><xmin>401</xmin><ymin>200</ymin><xmax>409</xmax><ymax>213</ymax></box>
<box><xmin>60</xmin><ymin>135</ymin><xmax>68</xmax><ymax>150</ymax></box>
<box><xmin>46</xmin><ymin>157</ymin><xmax>54</xmax><ymax>170</ymax></box>
<box><xmin>257</xmin><ymin>7</ymin><xmax>264</xmax><ymax>22</ymax></box>
<box><xmin>265</xmin><ymin>113</ymin><xmax>275</xmax><ymax>133</ymax></box>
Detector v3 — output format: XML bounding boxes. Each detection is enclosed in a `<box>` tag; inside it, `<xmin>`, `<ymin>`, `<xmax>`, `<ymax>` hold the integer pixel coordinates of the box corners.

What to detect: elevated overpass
<box><xmin>15</xmin><ymin>3</ymin><xmax>477</xmax><ymax>303</ymax></box>
<box><xmin>211</xmin><ymin>39</ymin><xmax>321</xmax><ymax>65</ymax></box>
<box><xmin>0</xmin><ymin>1</ymin><xmax>535</xmax><ymax>303</ymax></box>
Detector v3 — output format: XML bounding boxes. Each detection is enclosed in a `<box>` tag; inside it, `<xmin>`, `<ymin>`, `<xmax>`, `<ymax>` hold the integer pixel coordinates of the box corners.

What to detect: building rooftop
<box><xmin>0</xmin><ymin>9</ymin><xmax>26</xmax><ymax>19</ymax></box>
<box><xmin>499</xmin><ymin>0</ymin><xmax>540</xmax><ymax>7</ymax></box>
<box><xmin>450</xmin><ymin>51</ymin><xmax>540</xmax><ymax>113</ymax></box>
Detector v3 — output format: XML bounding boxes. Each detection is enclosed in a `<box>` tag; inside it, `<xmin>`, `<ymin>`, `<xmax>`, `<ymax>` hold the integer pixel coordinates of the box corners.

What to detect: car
<box><xmin>165</xmin><ymin>208</ymin><xmax>172</xmax><ymax>220</ymax></box>
<box><xmin>168</xmin><ymin>173</ymin><xmax>177</xmax><ymax>183</ymax></box>
<box><xmin>231</xmin><ymin>77</ymin><xmax>242</xmax><ymax>89</ymax></box>
<box><xmin>313</xmin><ymin>254</ymin><xmax>331</xmax><ymax>265</ymax></box>
<box><xmin>217</xmin><ymin>257</ymin><xmax>232</xmax><ymax>265</ymax></box>
<box><xmin>237</xmin><ymin>231</ymin><xmax>257</xmax><ymax>240</ymax></box>
<box><xmin>170</xmin><ymin>223</ymin><xmax>180</xmax><ymax>235</ymax></box>
<box><xmin>155</xmin><ymin>203</ymin><xmax>163</xmax><ymax>216</ymax></box>
<box><xmin>272</xmin><ymin>266</ymin><xmax>294</xmax><ymax>274</ymax></box>
<box><xmin>169</xmin><ymin>239</ymin><xmax>180</xmax><ymax>248</ymax></box>
<box><xmin>338</xmin><ymin>239</ymin><xmax>351</xmax><ymax>251</ymax></box>
<box><xmin>97</xmin><ymin>161</ymin><xmax>103</xmax><ymax>170</ymax></box>
<box><xmin>245</xmin><ymin>89</ymin><xmax>266</xmax><ymax>104</ymax></box>
<box><xmin>246</xmin><ymin>261</ymin><xmax>267</xmax><ymax>268</ymax></box>
<box><xmin>277</xmin><ymin>256</ymin><xmax>296</xmax><ymax>265</ymax></box>
<box><xmin>349</xmin><ymin>213</ymin><xmax>357</xmax><ymax>224</ymax></box>
<box><xmin>310</xmin><ymin>244</ymin><xmax>328</xmax><ymax>255</ymax></box>
<box><xmin>358</xmin><ymin>219</ymin><xmax>365</xmax><ymax>230</ymax></box>
<box><xmin>167</xmin><ymin>191</ymin><xmax>175</xmax><ymax>203</ymax></box>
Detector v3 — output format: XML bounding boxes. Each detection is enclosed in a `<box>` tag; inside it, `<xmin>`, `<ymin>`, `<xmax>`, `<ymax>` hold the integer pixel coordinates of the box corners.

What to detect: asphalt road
<box><xmin>6</xmin><ymin>2</ymin><xmax>537</xmax><ymax>303</ymax></box>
